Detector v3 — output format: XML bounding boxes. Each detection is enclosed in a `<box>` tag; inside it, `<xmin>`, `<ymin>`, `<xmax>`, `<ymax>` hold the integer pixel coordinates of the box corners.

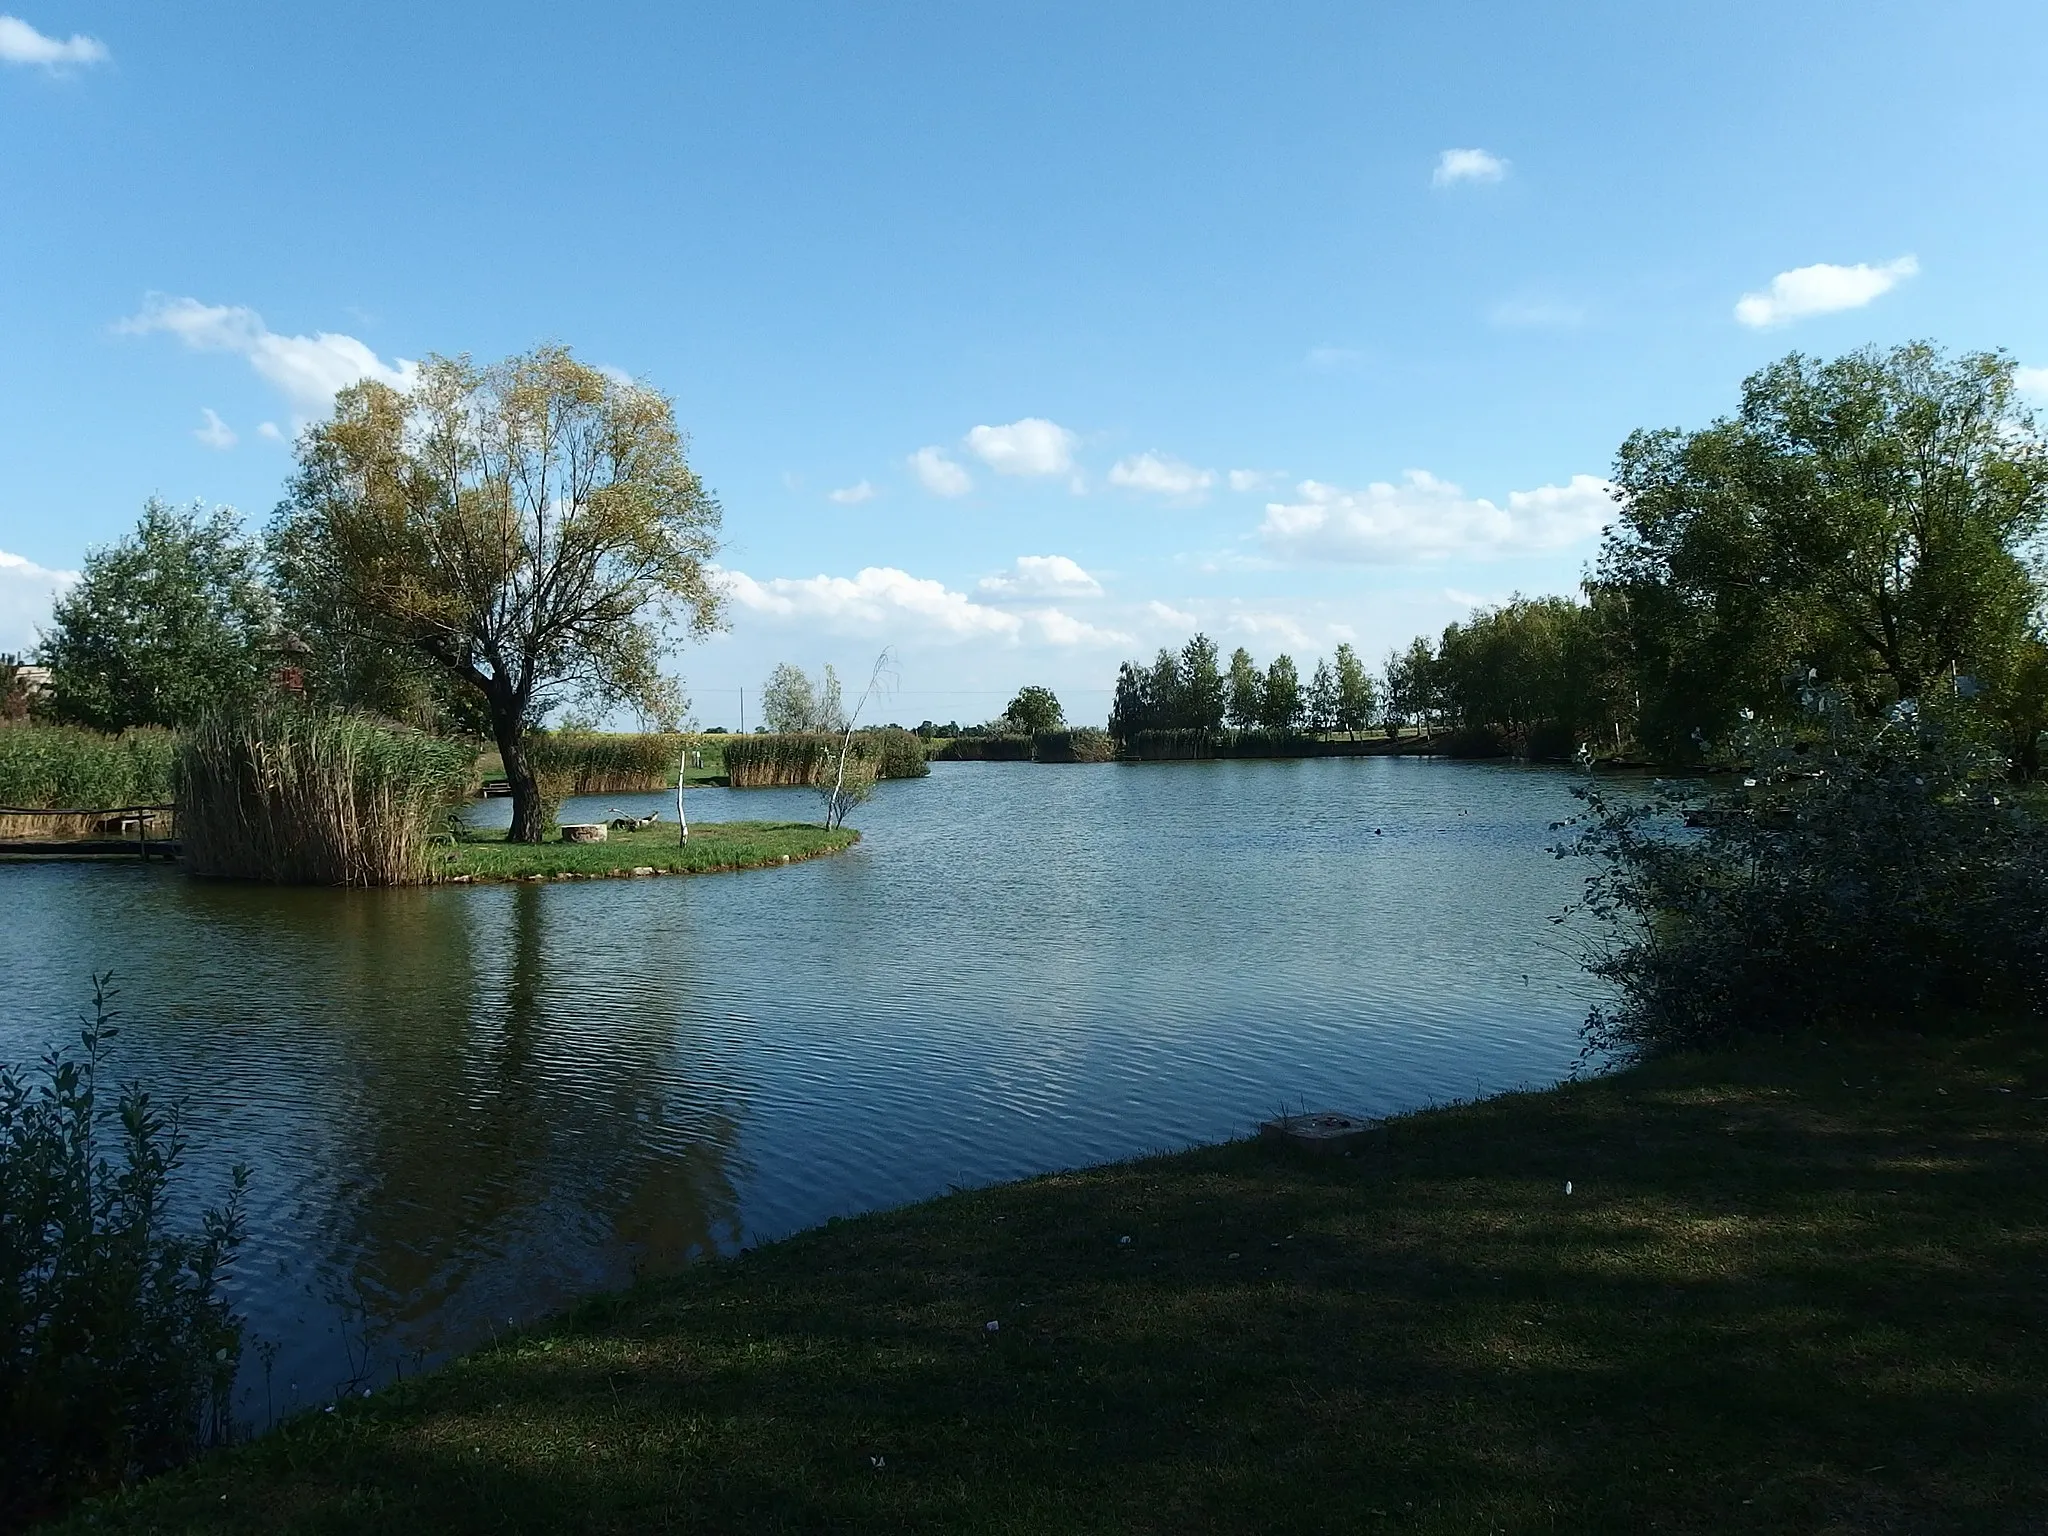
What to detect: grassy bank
<box><xmin>439</xmin><ymin>820</ymin><xmax>855</xmax><ymax>882</ymax></box>
<box><xmin>64</xmin><ymin>1020</ymin><xmax>2047</xmax><ymax>1533</ymax></box>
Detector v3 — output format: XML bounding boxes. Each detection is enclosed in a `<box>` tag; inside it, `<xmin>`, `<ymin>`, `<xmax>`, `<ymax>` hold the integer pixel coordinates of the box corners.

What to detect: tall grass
<box><xmin>528</xmin><ymin>731</ymin><xmax>700</xmax><ymax>793</ymax></box>
<box><xmin>178</xmin><ymin>708</ymin><xmax>474</xmax><ymax>885</ymax></box>
<box><xmin>724</xmin><ymin>728</ymin><xmax>930</xmax><ymax>788</ymax></box>
<box><xmin>932</xmin><ymin>734</ymin><xmax>1032</xmax><ymax>762</ymax></box>
<box><xmin>0</xmin><ymin>725</ymin><xmax>176</xmax><ymax>809</ymax></box>
<box><xmin>1031</xmin><ymin>727</ymin><xmax>1116</xmax><ymax>763</ymax></box>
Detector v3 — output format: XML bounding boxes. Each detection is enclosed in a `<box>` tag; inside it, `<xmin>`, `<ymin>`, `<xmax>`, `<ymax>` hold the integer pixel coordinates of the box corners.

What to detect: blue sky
<box><xmin>4</xmin><ymin>1</ymin><xmax>2046</xmax><ymax>727</ymax></box>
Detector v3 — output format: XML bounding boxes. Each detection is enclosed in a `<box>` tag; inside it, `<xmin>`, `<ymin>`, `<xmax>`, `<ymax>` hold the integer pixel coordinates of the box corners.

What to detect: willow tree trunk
<box><xmin>494</xmin><ymin>715</ymin><xmax>548</xmax><ymax>844</ymax></box>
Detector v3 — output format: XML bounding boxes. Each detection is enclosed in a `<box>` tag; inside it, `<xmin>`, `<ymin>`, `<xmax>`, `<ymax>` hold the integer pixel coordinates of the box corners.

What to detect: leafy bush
<box><xmin>860</xmin><ymin>726</ymin><xmax>930</xmax><ymax>780</ymax></box>
<box><xmin>1</xmin><ymin>978</ymin><xmax>247</xmax><ymax>1527</ymax></box>
<box><xmin>178</xmin><ymin>706</ymin><xmax>474</xmax><ymax>885</ymax></box>
<box><xmin>1564</xmin><ymin>704</ymin><xmax>2048</xmax><ymax>1059</ymax></box>
<box><xmin>0</xmin><ymin>726</ymin><xmax>177</xmax><ymax>809</ymax></box>
<box><xmin>933</xmin><ymin>734</ymin><xmax>1033</xmax><ymax>762</ymax></box>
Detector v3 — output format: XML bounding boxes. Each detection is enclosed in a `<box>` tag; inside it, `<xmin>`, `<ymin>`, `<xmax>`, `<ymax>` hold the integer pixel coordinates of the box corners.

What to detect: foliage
<box><xmin>759</xmin><ymin>663</ymin><xmax>844</xmax><ymax>735</ymax></box>
<box><xmin>1258</xmin><ymin>655</ymin><xmax>1303</xmax><ymax>730</ymax></box>
<box><xmin>1</xmin><ymin>654</ymin><xmax>32</xmax><ymax>724</ymax></box>
<box><xmin>274</xmin><ymin>345</ymin><xmax>724</xmax><ymax>843</ymax></box>
<box><xmin>1331</xmin><ymin>643</ymin><xmax>1375</xmax><ymax>734</ymax></box>
<box><xmin>860</xmin><ymin>726</ymin><xmax>930</xmax><ymax>780</ymax></box>
<box><xmin>1031</xmin><ymin>727</ymin><xmax>1116</xmax><ymax>763</ymax></box>
<box><xmin>1428</xmin><ymin>595</ymin><xmax>1617</xmax><ymax>758</ymax></box>
<box><xmin>931</xmin><ymin>734</ymin><xmax>1032</xmax><ymax>761</ymax></box>
<box><xmin>816</xmin><ymin>750</ymin><xmax>878</xmax><ymax>831</ymax></box>
<box><xmin>1225</xmin><ymin>646</ymin><xmax>1262</xmax><ymax>728</ymax></box>
<box><xmin>1001</xmin><ymin>685</ymin><xmax>1064</xmax><ymax>736</ymax></box>
<box><xmin>0</xmin><ymin>726</ymin><xmax>176</xmax><ymax>810</ymax></box>
<box><xmin>178</xmin><ymin>706</ymin><xmax>474</xmax><ymax>885</ymax></box>
<box><xmin>1595</xmin><ymin>343</ymin><xmax>2048</xmax><ymax>762</ymax></box>
<box><xmin>1110</xmin><ymin>634</ymin><xmax>1232</xmax><ymax>741</ymax></box>
<box><xmin>723</xmin><ymin>729</ymin><xmax>926</xmax><ymax>787</ymax></box>
<box><xmin>1</xmin><ymin>977</ymin><xmax>247</xmax><ymax>1528</ymax></box>
<box><xmin>37</xmin><ymin>500</ymin><xmax>274</xmax><ymax>733</ymax></box>
<box><xmin>1564</xmin><ymin>698</ymin><xmax>2048</xmax><ymax>1059</ymax></box>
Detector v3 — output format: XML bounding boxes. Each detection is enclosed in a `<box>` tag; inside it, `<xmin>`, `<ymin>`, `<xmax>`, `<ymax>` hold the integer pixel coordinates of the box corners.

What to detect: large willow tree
<box><xmin>275</xmin><ymin>346</ymin><xmax>724</xmax><ymax>841</ymax></box>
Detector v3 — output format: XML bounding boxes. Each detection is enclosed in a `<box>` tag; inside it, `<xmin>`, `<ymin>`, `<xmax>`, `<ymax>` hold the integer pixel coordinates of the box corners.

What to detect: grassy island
<box><xmin>63</xmin><ymin>1019</ymin><xmax>2046</xmax><ymax>1533</ymax></box>
<box><xmin>438</xmin><ymin>820</ymin><xmax>856</xmax><ymax>883</ymax></box>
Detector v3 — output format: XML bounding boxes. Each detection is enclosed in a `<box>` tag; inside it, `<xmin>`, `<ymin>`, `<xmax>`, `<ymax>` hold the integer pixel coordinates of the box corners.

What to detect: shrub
<box><xmin>1</xmin><ymin>977</ymin><xmax>247</xmax><ymax>1528</ymax></box>
<box><xmin>0</xmin><ymin>725</ymin><xmax>177</xmax><ymax>810</ymax></box>
<box><xmin>1564</xmin><ymin>704</ymin><xmax>2048</xmax><ymax>1059</ymax></box>
<box><xmin>861</xmin><ymin>725</ymin><xmax>931</xmax><ymax>780</ymax></box>
<box><xmin>1032</xmin><ymin>727</ymin><xmax>1116</xmax><ymax>763</ymax></box>
<box><xmin>178</xmin><ymin>706</ymin><xmax>474</xmax><ymax>885</ymax></box>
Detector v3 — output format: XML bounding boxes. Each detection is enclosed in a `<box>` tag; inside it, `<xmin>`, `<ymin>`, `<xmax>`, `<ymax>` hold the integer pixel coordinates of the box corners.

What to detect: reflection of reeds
<box><xmin>724</xmin><ymin>728</ymin><xmax>929</xmax><ymax>788</ymax></box>
<box><xmin>0</xmin><ymin>724</ymin><xmax>177</xmax><ymax>809</ymax></box>
<box><xmin>178</xmin><ymin>708</ymin><xmax>473</xmax><ymax>885</ymax></box>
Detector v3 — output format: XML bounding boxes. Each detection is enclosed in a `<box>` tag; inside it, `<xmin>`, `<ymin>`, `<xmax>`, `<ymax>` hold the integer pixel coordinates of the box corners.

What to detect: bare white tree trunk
<box><xmin>676</xmin><ymin>750</ymin><xmax>689</xmax><ymax>842</ymax></box>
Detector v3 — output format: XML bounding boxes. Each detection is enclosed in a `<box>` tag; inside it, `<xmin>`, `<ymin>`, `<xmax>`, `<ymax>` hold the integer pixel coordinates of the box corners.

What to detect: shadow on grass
<box><xmin>65</xmin><ymin>1025</ymin><xmax>2048</xmax><ymax>1534</ymax></box>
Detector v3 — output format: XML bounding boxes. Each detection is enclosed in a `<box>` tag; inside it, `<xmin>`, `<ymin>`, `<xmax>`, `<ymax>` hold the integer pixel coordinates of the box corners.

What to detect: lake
<box><xmin>1</xmin><ymin>756</ymin><xmax>1603</xmax><ymax>1419</ymax></box>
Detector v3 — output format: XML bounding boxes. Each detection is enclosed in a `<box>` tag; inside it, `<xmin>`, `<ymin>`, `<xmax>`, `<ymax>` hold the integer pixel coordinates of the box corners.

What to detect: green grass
<box><xmin>61</xmin><ymin>1021</ymin><xmax>2048</xmax><ymax>1533</ymax></box>
<box><xmin>438</xmin><ymin>820</ymin><xmax>856</xmax><ymax>882</ymax></box>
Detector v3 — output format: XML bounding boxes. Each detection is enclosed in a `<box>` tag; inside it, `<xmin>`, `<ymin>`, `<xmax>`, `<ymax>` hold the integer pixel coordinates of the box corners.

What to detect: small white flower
<box><xmin>1118</xmin><ymin>1235</ymin><xmax>1131</xmax><ymax>1245</ymax></box>
<box><xmin>1565</xmin><ymin>1180</ymin><xmax>1574</xmax><ymax>1195</ymax></box>
<box><xmin>984</xmin><ymin>1320</ymin><xmax>1000</xmax><ymax>1333</ymax></box>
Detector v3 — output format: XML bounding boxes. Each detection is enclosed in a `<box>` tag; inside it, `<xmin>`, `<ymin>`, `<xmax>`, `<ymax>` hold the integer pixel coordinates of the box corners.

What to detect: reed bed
<box><xmin>932</xmin><ymin>734</ymin><xmax>1032</xmax><ymax>762</ymax></box>
<box><xmin>528</xmin><ymin>731</ymin><xmax>704</xmax><ymax>793</ymax></box>
<box><xmin>724</xmin><ymin>728</ymin><xmax>930</xmax><ymax>788</ymax></box>
<box><xmin>178</xmin><ymin>708</ymin><xmax>474</xmax><ymax>885</ymax></box>
<box><xmin>0</xmin><ymin>724</ymin><xmax>176</xmax><ymax>810</ymax></box>
<box><xmin>1030</xmin><ymin>727</ymin><xmax>1116</xmax><ymax>763</ymax></box>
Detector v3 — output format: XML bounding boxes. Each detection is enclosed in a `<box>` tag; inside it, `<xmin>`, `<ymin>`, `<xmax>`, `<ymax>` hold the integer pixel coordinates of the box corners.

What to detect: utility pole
<box><xmin>739</xmin><ymin>687</ymin><xmax>746</xmax><ymax>735</ymax></box>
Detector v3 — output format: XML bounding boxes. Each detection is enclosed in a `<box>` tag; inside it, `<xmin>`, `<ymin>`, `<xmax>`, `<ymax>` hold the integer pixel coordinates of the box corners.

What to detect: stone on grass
<box><xmin>1259</xmin><ymin>1110</ymin><xmax>1377</xmax><ymax>1156</ymax></box>
<box><xmin>560</xmin><ymin>823</ymin><xmax>608</xmax><ymax>844</ymax></box>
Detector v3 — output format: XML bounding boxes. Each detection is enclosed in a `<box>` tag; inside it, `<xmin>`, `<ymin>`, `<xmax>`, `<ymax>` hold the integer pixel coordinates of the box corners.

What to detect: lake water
<box><xmin>1</xmin><ymin>756</ymin><xmax>1603</xmax><ymax>1418</ymax></box>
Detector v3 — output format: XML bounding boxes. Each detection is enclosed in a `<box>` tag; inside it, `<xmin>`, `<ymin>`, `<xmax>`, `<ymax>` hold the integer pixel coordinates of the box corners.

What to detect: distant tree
<box><xmin>275</xmin><ymin>347</ymin><xmax>723</xmax><ymax>841</ymax></box>
<box><xmin>1109</xmin><ymin>661</ymin><xmax>1149</xmax><ymax>742</ymax></box>
<box><xmin>38</xmin><ymin>499</ymin><xmax>273</xmax><ymax>731</ymax></box>
<box><xmin>761</xmin><ymin>662</ymin><xmax>844</xmax><ymax>733</ymax></box>
<box><xmin>1260</xmin><ymin>654</ymin><xmax>1303</xmax><ymax>730</ymax></box>
<box><xmin>1305</xmin><ymin>658</ymin><xmax>1338</xmax><ymax>732</ymax></box>
<box><xmin>1333</xmin><ymin>642</ymin><xmax>1375</xmax><ymax>734</ymax></box>
<box><xmin>1225</xmin><ymin>646</ymin><xmax>1263</xmax><ymax>728</ymax></box>
<box><xmin>1</xmin><ymin>655</ymin><xmax>31</xmax><ymax>723</ymax></box>
<box><xmin>1146</xmin><ymin>648</ymin><xmax>1184</xmax><ymax>728</ymax></box>
<box><xmin>1003</xmin><ymin>684</ymin><xmax>1064</xmax><ymax>735</ymax></box>
<box><xmin>1383</xmin><ymin>637</ymin><xmax>1437</xmax><ymax>735</ymax></box>
<box><xmin>1179</xmin><ymin>634</ymin><xmax>1227</xmax><ymax>733</ymax></box>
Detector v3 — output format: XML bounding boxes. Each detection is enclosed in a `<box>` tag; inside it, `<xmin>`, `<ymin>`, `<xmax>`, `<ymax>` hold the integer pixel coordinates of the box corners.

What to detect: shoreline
<box><xmin>59</xmin><ymin>1016</ymin><xmax>2047</xmax><ymax>1533</ymax></box>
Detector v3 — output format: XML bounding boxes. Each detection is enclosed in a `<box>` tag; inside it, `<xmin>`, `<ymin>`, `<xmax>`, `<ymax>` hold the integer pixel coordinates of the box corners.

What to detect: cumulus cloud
<box><xmin>1432</xmin><ymin>148</ymin><xmax>1508</xmax><ymax>187</ymax></box>
<box><xmin>0</xmin><ymin>547</ymin><xmax>77</xmax><ymax>652</ymax></box>
<box><xmin>193</xmin><ymin>408</ymin><xmax>236</xmax><ymax>450</ymax></box>
<box><xmin>1258</xmin><ymin>470</ymin><xmax>1615</xmax><ymax>563</ymax></box>
<box><xmin>1108</xmin><ymin>452</ymin><xmax>1215</xmax><ymax>498</ymax></box>
<box><xmin>2014</xmin><ymin>365</ymin><xmax>2048</xmax><ymax>397</ymax></box>
<box><xmin>977</xmin><ymin>555</ymin><xmax>1103</xmax><ymax>599</ymax></box>
<box><xmin>965</xmin><ymin>417</ymin><xmax>1076</xmax><ymax>477</ymax></box>
<box><xmin>119</xmin><ymin>295</ymin><xmax>418</xmax><ymax>420</ymax></box>
<box><xmin>719</xmin><ymin>565</ymin><xmax>1022</xmax><ymax>639</ymax></box>
<box><xmin>828</xmin><ymin>480</ymin><xmax>878</xmax><ymax>505</ymax></box>
<box><xmin>1028</xmin><ymin>608</ymin><xmax>1130</xmax><ymax>647</ymax></box>
<box><xmin>1147</xmin><ymin>599</ymin><xmax>1198</xmax><ymax>629</ymax></box>
<box><xmin>257</xmin><ymin>421</ymin><xmax>284</xmax><ymax>442</ymax></box>
<box><xmin>908</xmin><ymin>446</ymin><xmax>972</xmax><ymax>497</ymax></box>
<box><xmin>0</xmin><ymin>15</ymin><xmax>108</xmax><ymax>67</ymax></box>
<box><xmin>1228</xmin><ymin>469</ymin><xmax>1285</xmax><ymax>493</ymax></box>
<box><xmin>1733</xmin><ymin>257</ymin><xmax>1918</xmax><ymax>328</ymax></box>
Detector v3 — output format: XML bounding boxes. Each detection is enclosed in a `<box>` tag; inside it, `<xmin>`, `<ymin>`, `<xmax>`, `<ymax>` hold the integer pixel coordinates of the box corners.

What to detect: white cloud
<box><xmin>1027</xmin><ymin>607</ymin><xmax>1130</xmax><ymax>647</ymax></box>
<box><xmin>718</xmin><ymin>565</ymin><xmax>1022</xmax><ymax>639</ymax></box>
<box><xmin>193</xmin><ymin>408</ymin><xmax>237</xmax><ymax>450</ymax></box>
<box><xmin>1443</xmin><ymin>587</ymin><xmax>1507</xmax><ymax>611</ymax></box>
<box><xmin>978</xmin><ymin>555</ymin><xmax>1103</xmax><ymax>599</ymax></box>
<box><xmin>257</xmin><ymin>421</ymin><xmax>284</xmax><ymax>442</ymax></box>
<box><xmin>1733</xmin><ymin>257</ymin><xmax>1918</xmax><ymax>328</ymax></box>
<box><xmin>828</xmin><ymin>480</ymin><xmax>878</xmax><ymax>505</ymax></box>
<box><xmin>119</xmin><ymin>295</ymin><xmax>418</xmax><ymax>421</ymax></box>
<box><xmin>0</xmin><ymin>15</ymin><xmax>108</xmax><ymax>67</ymax></box>
<box><xmin>965</xmin><ymin>417</ymin><xmax>1077</xmax><ymax>477</ymax></box>
<box><xmin>2014</xmin><ymin>365</ymin><xmax>2048</xmax><ymax>397</ymax></box>
<box><xmin>0</xmin><ymin>547</ymin><xmax>77</xmax><ymax>652</ymax></box>
<box><xmin>1108</xmin><ymin>452</ymin><xmax>1215</xmax><ymax>498</ymax></box>
<box><xmin>908</xmin><ymin>446</ymin><xmax>972</xmax><ymax>497</ymax></box>
<box><xmin>1224</xmin><ymin>609</ymin><xmax>1320</xmax><ymax>651</ymax></box>
<box><xmin>1432</xmin><ymin>148</ymin><xmax>1508</xmax><ymax>187</ymax></box>
<box><xmin>1147</xmin><ymin>600</ymin><xmax>1198</xmax><ymax>629</ymax></box>
<box><xmin>1258</xmin><ymin>469</ymin><xmax>1615</xmax><ymax>563</ymax></box>
<box><xmin>1228</xmin><ymin>469</ymin><xmax>1285</xmax><ymax>493</ymax></box>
